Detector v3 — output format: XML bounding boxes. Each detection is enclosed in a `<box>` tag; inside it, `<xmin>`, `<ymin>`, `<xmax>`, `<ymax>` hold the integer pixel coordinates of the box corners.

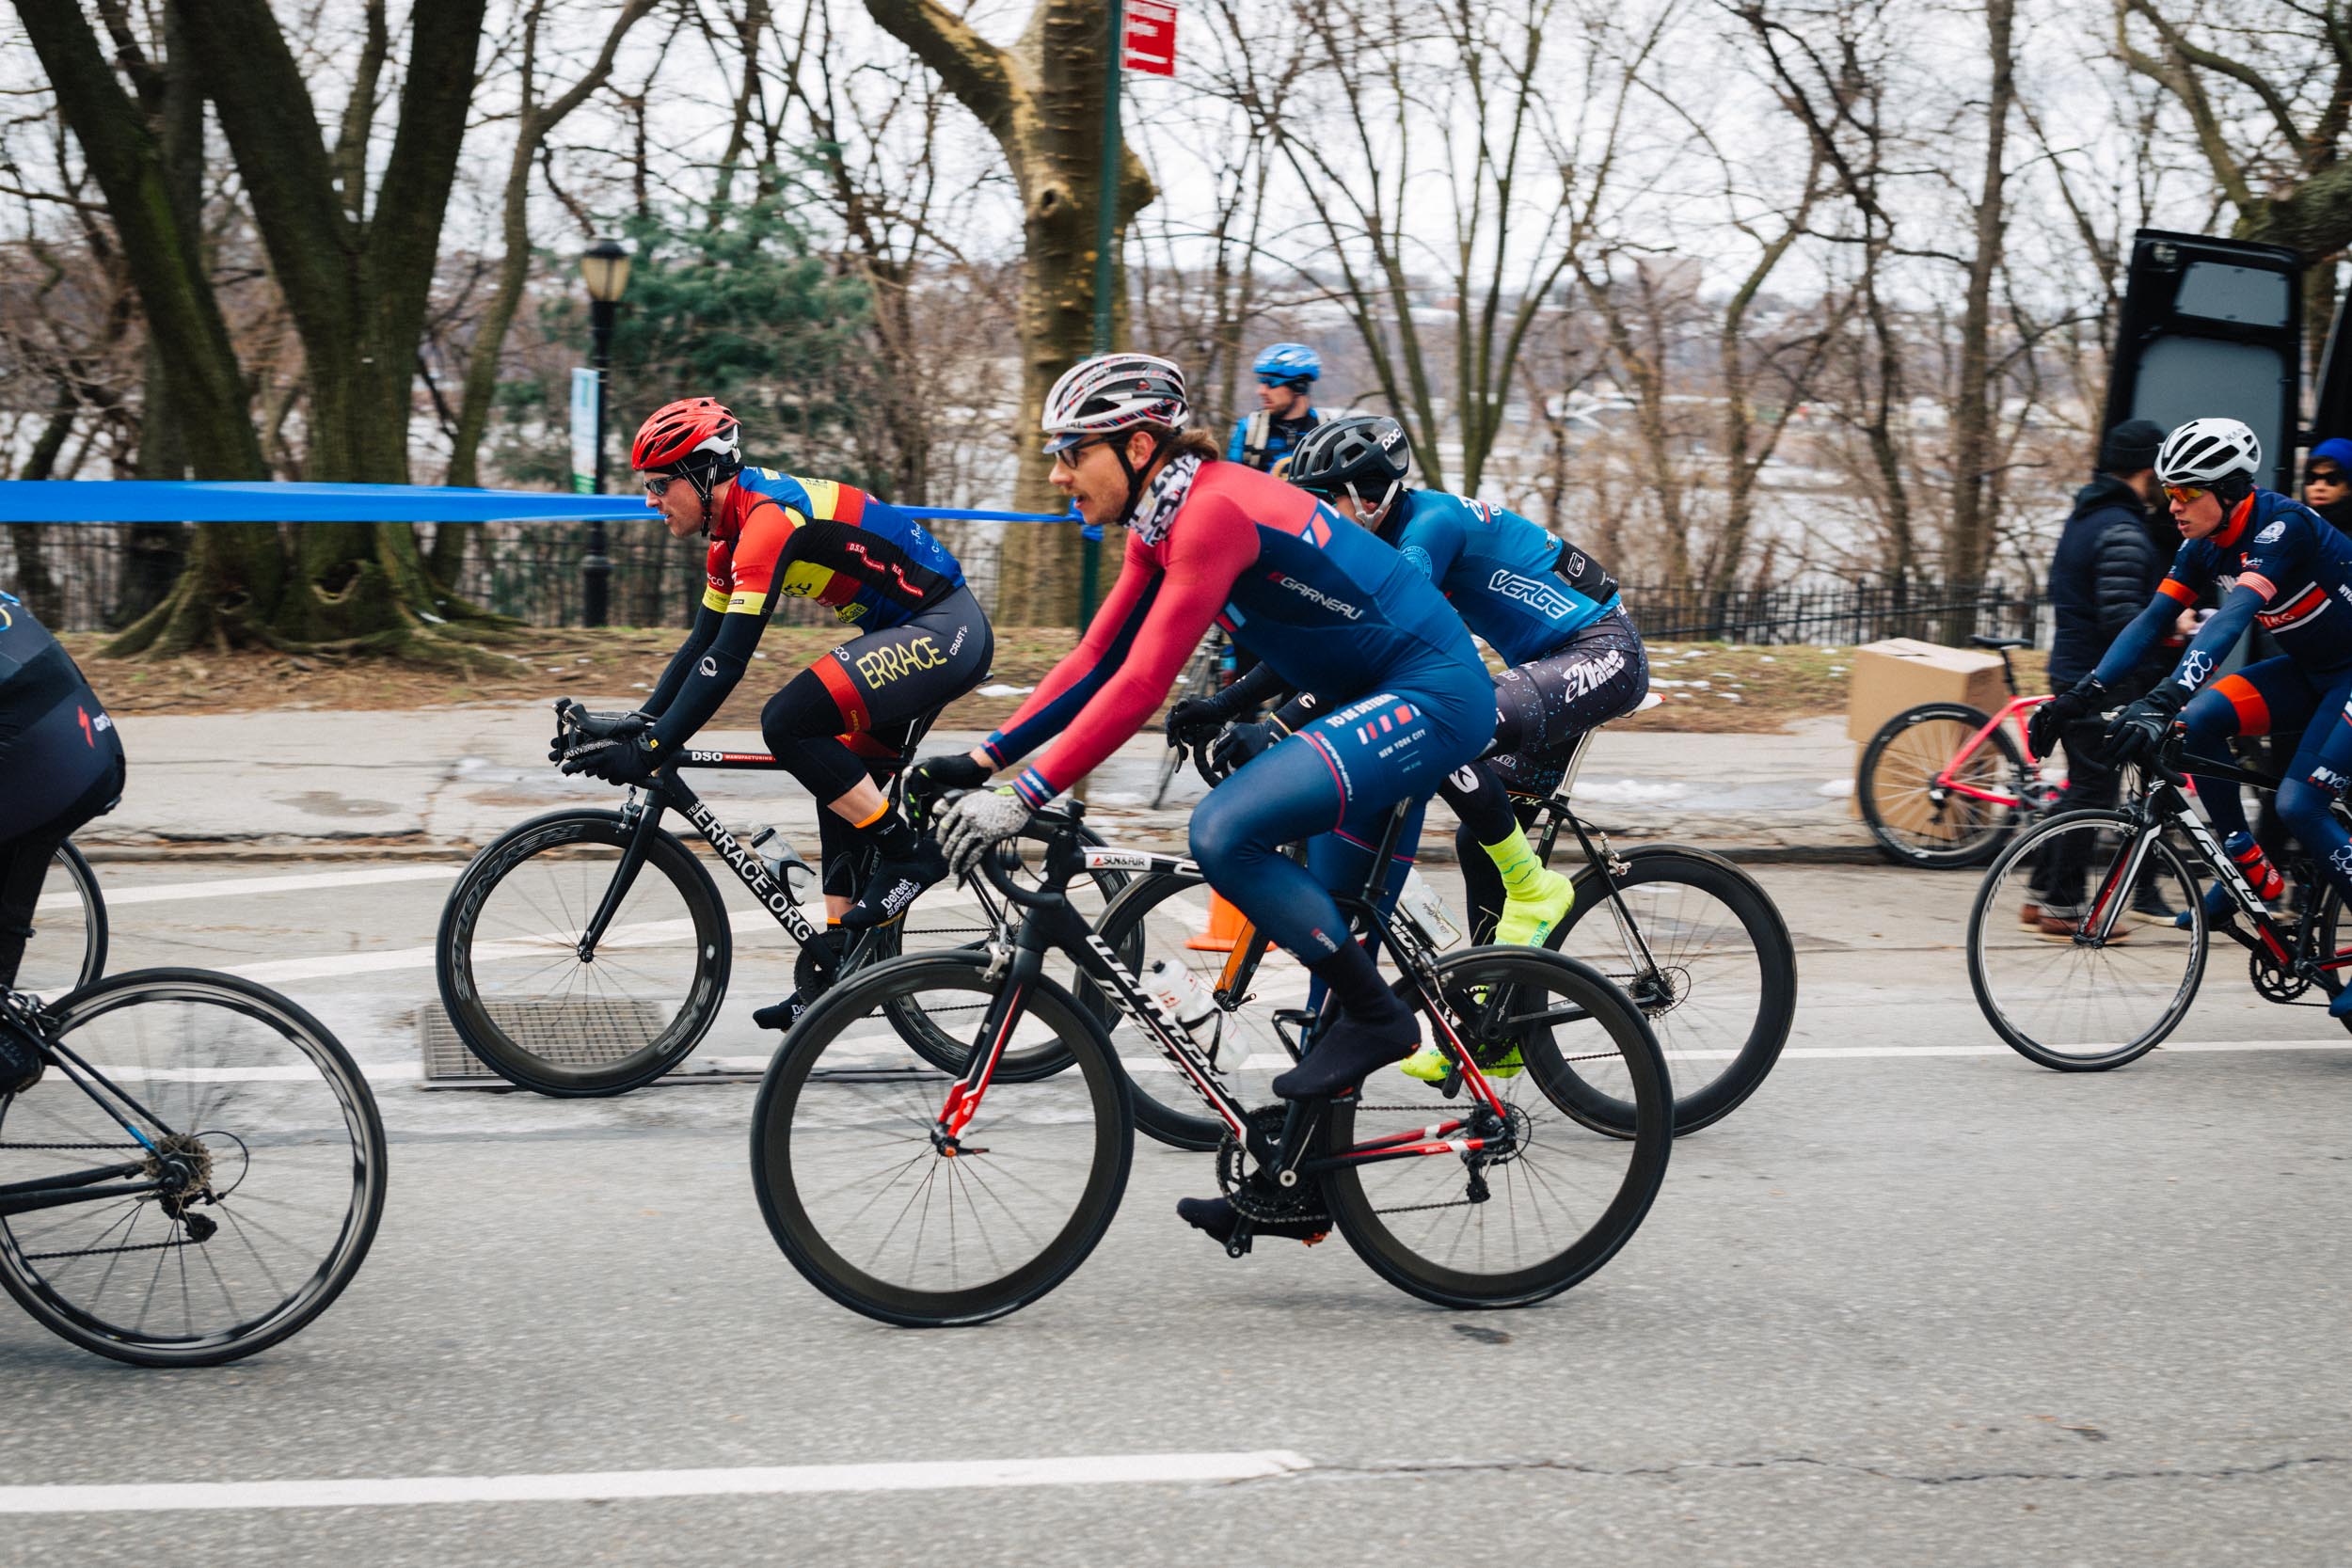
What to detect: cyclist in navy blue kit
<box><xmin>1225</xmin><ymin>343</ymin><xmax>1328</xmax><ymax>474</ymax></box>
<box><xmin>0</xmin><ymin>591</ymin><xmax>127</xmax><ymax>1091</ymax></box>
<box><xmin>2037</xmin><ymin>417</ymin><xmax>2352</xmax><ymax>1012</ymax></box>
<box><xmin>910</xmin><ymin>354</ymin><xmax>1493</xmax><ymax>1247</ymax></box>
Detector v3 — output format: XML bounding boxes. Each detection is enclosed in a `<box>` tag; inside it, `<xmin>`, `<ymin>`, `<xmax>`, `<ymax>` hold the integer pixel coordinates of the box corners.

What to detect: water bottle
<box><xmin>2224</xmin><ymin>832</ymin><xmax>2284</xmax><ymax>901</ymax></box>
<box><xmin>1143</xmin><ymin>958</ymin><xmax>1219</xmax><ymax>1032</ymax></box>
<box><xmin>1401</xmin><ymin>868</ymin><xmax>1464</xmax><ymax>949</ymax></box>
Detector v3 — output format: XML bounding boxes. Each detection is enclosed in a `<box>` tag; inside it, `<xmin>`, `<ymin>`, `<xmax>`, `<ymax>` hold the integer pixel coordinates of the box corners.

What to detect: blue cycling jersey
<box><xmin>1225</xmin><ymin>408</ymin><xmax>1327</xmax><ymax>473</ymax></box>
<box><xmin>1382</xmin><ymin>489</ymin><xmax>1619</xmax><ymax>665</ymax></box>
<box><xmin>2097</xmin><ymin>488</ymin><xmax>2352</xmax><ymax>693</ymax></box>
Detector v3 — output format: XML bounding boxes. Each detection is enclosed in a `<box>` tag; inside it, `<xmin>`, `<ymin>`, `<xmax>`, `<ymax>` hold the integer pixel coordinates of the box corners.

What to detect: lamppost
<box><xmin>578</xmin><ymin>236</ymin><xmax>633</xmax><ymax>627</ymax></box>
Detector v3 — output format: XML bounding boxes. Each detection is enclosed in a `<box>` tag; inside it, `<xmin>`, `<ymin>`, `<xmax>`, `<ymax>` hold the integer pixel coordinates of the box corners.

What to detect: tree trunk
<box><xmin>1946</xmin><ymin>0</ymin><xmax>2013</xmax><ymax>590</ymax></box>
<box><xmin>865</xmin><ymin>0</ymin><xmax>1156</xmax><ymax>624</ymax></box>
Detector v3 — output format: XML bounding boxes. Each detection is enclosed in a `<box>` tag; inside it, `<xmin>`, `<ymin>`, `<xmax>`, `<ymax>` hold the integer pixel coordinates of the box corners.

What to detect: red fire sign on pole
<box><xmin>1123</xmin><ymin>0</ymin><xmax>1176</xmax><ymax>76</ymax></box>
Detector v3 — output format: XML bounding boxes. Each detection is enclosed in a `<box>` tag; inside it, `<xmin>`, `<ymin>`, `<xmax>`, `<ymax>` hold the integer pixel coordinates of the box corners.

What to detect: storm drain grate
<box><xmin>418</xmin><ymin>998</ymin><xmax>680</xmax><ymax>1086</ymax></box>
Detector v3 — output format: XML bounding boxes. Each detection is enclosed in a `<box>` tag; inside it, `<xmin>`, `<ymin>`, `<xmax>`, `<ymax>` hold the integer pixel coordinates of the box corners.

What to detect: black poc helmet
<box><xmin>1286</xmin><ymin>415</ymin><xmax>1411</xmax><ymax>530</ymax></box>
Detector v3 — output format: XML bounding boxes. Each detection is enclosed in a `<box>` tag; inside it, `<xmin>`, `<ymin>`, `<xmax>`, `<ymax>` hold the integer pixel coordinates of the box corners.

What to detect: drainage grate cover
<box><xmin>418</xmin><ymin>998</ymin><xmax>680</xmax><ymax>1085</ymax></box>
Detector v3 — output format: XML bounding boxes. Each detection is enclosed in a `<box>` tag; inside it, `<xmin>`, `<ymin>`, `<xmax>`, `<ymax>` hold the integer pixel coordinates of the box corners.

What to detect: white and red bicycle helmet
<box><xmin>632</xmin><ymin>397</ymin><xmax>742</xmax><ymax>480</ymax></box>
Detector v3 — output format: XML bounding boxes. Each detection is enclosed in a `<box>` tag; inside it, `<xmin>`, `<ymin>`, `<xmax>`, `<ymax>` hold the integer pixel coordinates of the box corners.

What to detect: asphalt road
<box><xmin>2</xmin><ymin>853</ymin><xmax>2345</xmax><ymax>1567</ymax></box>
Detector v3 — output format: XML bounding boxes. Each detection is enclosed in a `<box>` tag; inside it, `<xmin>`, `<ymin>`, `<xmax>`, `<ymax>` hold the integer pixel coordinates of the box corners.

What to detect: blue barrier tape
<box><xmin>0</xmin><ymin>481</ymin><xmax>1075</xmax><ymax>528</ymax></box>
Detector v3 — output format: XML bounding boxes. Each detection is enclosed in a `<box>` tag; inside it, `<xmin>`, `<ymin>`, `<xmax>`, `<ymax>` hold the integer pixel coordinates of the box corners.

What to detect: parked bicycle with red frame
<box><xmin>1857</xmin><ymin>635</ymin><xmax>2073</xmax><ymax>868</ymax></box>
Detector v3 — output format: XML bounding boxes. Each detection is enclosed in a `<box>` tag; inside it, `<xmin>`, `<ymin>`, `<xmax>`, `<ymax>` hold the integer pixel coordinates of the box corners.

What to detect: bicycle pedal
<box><xmin>1225</xmin><ymin>1233</ymin><xmax>1253</xmax><ymax>1259</ymax></box>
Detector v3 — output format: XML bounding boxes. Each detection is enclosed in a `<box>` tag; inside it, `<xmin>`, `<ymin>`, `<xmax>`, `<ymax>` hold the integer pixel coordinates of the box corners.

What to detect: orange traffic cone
<box><xmin>1187</xmin><ymin>890</ymin><xmax>1247</xmax><ymax>952</ymax></box>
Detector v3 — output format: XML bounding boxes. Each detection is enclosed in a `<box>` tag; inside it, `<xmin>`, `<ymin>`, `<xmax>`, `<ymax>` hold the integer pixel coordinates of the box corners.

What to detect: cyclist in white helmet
<box><xmin>2032</xmin><ymin>416</ymin><xmax>2352</xmax><ymax>1008</ymax></box>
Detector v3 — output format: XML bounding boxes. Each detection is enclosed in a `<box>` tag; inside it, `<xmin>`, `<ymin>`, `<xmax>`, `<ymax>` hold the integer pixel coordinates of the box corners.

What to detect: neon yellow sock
<box><xmin>1483</xmin><ymin>825</ymin><xmax>1547</xmax><ymax>898</ymax></box>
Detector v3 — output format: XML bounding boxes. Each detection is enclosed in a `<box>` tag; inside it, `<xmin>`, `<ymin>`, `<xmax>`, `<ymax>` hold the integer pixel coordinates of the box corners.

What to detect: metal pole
<box><xmin>1077</xmin><ymin>0</ymin><xmax>1124</xmax><ymax>629</ymax></box>
<box><xmin>584</xmin><ymin>297</ymin><xmax>614</xmax><ymax>628</ymax></box>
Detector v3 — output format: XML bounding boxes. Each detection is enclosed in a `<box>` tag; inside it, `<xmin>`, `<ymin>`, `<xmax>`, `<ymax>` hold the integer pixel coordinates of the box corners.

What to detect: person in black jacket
<box><xmin>2024</xmin><ymin>419</ymin><xmax>2175</xmax><ymax>936</ymax></box>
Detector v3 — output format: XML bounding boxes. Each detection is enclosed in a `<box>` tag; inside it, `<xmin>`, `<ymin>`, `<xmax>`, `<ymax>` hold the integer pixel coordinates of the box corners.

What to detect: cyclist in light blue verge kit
<box><xmin>908</xmin><ymin>353</ymin><xmax>1493</xmax><ymax>1247</ymax></box>
<box><xmin>2041</xmin><ymin>416</ymin><xmax>2352</xmax><ymax>1015</ymax></box>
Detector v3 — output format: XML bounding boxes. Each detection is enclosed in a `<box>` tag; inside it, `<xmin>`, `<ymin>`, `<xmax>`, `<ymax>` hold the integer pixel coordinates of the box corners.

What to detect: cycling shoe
<box><xmin>1269</xmin><ymin>1007</ymin><xmax>1418</xmax><ymax>1098</ymax></box>
<box><xmin>1175</xmin><ymin>1196</ymin><xmax>1327</xmax><ymax>1248</ymax></box>
<box><xmin>839</xmin><ymin>842</ymin><xmax>949</xmax><ymax>930</ymax></box>
<box><xmin>1494</xmin><ymin>867</ymin><xmax>1575</xmax><ymax>946</ymax></box>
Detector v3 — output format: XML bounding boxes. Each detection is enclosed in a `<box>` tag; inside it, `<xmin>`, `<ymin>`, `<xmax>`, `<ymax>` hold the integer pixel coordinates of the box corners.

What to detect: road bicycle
<box><xmin>1096</xmin><ymin>723</ymin><xmax>1796</xmax><ymax>1147</ymax></box>
<box><xmin>1858</xmin><ymin>636</ymin><xmax>2066</xmax><ymax>868</ymax></box>
<box><xmin>1965</xmin><ymin>731</ymin><xmax>2352</xmax><ymax>1069</ymax></box>
<box><xmin>434</xmin><ymin>699</ymin><xmax>1124</xmax><ymax>1096</ymax></box>
<box><xmin>0</xmin><ymin>972</ymin><xmax>387</xmax><ymax>1364</ymax></box>
<box><xmin>22</xmin><ymin>840</ymin><xmax>105</xmax><ymax>995</ymax></box>
<box><xmin>749</xmin><ymin>790</ymin><xmax>1672</xmax><ymax>1327</ymax></box>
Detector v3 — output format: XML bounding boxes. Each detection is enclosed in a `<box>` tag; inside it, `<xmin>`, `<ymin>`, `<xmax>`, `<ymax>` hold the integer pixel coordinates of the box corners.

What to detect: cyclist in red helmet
<box><xmin>567</xmin><ymin>398</ymin><xmax>992</xmax><ymax>978</ymax></box>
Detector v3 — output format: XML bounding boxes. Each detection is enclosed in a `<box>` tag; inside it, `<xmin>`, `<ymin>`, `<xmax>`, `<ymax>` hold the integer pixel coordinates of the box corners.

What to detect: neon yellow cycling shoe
<box><xmin>1398</xmin><ymin>1041</ymin><xmax>1524</xmax><ymax>1082</ymax></box>
<box><xmin>1494</xmin><ymin>867</ymin><xmax>1575</xmax><ymax>946</ymax></box>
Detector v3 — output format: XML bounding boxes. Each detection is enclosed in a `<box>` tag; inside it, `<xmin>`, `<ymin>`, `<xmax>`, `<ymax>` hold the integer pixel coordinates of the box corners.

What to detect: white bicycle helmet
<box><xmin>2155</xmin><ymin>418</ymin><xmax>2263</xmax><ymax>489</ymax></box>
<box><xmin>1041</xmin><ymin>354</ymin><xmax>1189</xmax><ymax>454</ymax></box>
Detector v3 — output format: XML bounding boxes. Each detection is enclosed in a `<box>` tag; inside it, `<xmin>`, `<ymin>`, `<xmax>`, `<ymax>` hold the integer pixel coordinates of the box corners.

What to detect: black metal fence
<box><xmin>4</xmin><ymin>521</ymin><xmax>2036</xmax><ymax>647</ymax></box>
<box><xmin>1625</xmin><ymin>578</ymin><xmax>2042</xmax><ymax>647</ymax></box>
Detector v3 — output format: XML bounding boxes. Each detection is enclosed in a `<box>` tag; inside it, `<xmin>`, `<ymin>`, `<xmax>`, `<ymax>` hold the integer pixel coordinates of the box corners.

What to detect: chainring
<box><xmin>1215</xmin><ymin>1104</ymin><xmax>1328</xmax><ymax>1227</ymax></box>
<box><xmin>2250</xmin><ymin>945</ymin><xmax>2312</xmax><ymax>1003</ymax></box>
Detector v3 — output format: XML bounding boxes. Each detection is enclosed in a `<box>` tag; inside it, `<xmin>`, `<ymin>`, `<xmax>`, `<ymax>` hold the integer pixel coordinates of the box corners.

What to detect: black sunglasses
<box><xmin>2307</xmin><ymin>467</ymin><xmax>2347</xmax><ymax>486</ymax></box>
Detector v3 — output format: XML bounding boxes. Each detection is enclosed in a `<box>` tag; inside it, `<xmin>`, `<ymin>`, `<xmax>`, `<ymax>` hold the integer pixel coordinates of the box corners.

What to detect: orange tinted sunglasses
<box><xmin>2163</xmin><ymin>483</ymin><xmax>2209</xmax><ymax>505</ymax></box>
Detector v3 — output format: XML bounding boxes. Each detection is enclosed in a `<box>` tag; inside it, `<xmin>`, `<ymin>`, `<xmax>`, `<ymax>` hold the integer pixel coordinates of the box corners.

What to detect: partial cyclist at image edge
<box><xmin>1225</xmin><ymin>342</ymin><xmax>1327</xmax><ymax>474</ymax></box>
<box><xmin>0</xmin><ymin>590</ymin><xmax>127</xmax><ymax>1091</ymax></box>
<box><xmin>913</xmin><ymin>352</ymin><xmax>1494</xmax><ymax>1244</ymax></box>
<box><xmin>564</xmin><ymin>397</ymin><xmax>992</xmax><ymax>945</ymax></box>
<box><xmin>2041</xmin><ymin>416</ymin><xmax>2352</xmax><ymax>1013</ymax></box>
<box><xmin>1184</xmin><ymin>415</ymin><xmax>1647</xmax><ymax>1077</ymax></box>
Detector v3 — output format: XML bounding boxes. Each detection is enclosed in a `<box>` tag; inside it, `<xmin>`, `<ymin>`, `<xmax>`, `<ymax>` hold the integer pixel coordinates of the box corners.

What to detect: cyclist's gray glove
<box><xmin>939</xmin><ymin>786</ymin><xmax>1031</xmax><ymax>877</ymax></box>
<box><xmin>2026</xmin><ymin>675</ymin><xmax>2103</xmax><ymax>760</ymax></box>
<box><xmin>563</xmin><ymin>735</ymin><xmax>654</xmax><ymax>785</ymax></box>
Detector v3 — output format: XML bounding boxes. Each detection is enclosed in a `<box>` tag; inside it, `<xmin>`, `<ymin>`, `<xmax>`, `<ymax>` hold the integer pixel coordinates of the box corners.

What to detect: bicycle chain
<box><xmin>21</xmin><ymin>1237</ymin><xmax>199</xmax><ymax>1262</ymax></box>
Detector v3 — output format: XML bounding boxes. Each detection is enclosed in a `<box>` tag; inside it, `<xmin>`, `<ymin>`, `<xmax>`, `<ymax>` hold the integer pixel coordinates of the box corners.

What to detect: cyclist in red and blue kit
<box><xmin>2037</xmin><ymin>417</ymin><xmax>2352</xmax><ymax>1014</ymax></box>
<box><xmin>564</xmin><ymin>399</ymin><xmax>991</xmax><ymax>944</ymax></box>
<box><xmin>913</xmin><ymin>355</ymin><xmax>1493</xmax><ymax>1243</ymax></box>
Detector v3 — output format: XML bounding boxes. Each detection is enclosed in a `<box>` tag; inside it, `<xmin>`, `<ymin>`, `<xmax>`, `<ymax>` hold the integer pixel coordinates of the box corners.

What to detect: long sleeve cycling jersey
<box><xmin>2094</xmin><ymin>488</ymin><xmax>2352</xmax><ymax>701</ymax></box>
<box><xmin>1383</xmin><ymin>489</ymin><xmax>1619</xmax><ymax>665</ymax></box>
<box><xmin>639</xmin><ymin>470</ymin><xmax>964</xmax><ymax>755</ymax></box>
<box><xmin>983</xmin><ymin>461</ymin><xmax>1480</xmax><ymax>806</ymax></box>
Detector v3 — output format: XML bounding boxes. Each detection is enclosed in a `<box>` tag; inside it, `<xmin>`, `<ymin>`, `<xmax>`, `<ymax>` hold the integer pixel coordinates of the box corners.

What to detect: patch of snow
<box><xmin>1574</xmin><ymin>778</ymin><xmax>1691</xmax><ymax>804</ymax></box>
<box><xmin>977</xmin><ymin>683</ymin><xmax>1036</xmax><ymax>696</ymax></box>
<box><xmin>1818</xmin><ymin>778</ymin><xmax>1855</xmax><ymax>798</ymax></box>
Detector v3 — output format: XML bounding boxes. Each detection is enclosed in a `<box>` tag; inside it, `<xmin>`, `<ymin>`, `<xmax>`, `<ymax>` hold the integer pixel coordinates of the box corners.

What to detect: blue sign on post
<box><xmin>568</xmin><ymin>368</ymin><xmax>599</xmax><ymax>496</ymax></box>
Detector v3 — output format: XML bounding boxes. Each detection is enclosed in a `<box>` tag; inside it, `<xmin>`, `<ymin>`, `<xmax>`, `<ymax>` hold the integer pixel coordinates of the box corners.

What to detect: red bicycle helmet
<box><xmin>632</xmin><ymin>398</ymin><xmax>742</xmax><ymax>477</ymax></box>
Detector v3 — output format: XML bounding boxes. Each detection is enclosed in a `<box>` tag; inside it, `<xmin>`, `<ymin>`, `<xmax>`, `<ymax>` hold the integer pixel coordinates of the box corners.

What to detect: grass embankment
<box><xmin>67</xmin><ymin>628</ymin><xmax>2006</xmax><ymax>735</ymax></box>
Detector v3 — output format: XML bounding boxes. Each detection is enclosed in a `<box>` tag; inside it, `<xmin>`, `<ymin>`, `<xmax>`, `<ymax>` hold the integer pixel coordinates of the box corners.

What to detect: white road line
<box><xmin>0</xmin><ymin>1450</ymin><xmax>1315</xmax><ymax>1515</ymax></box>
<box><xmin>39</xmin><ymin>865</ymin><xmax>457</xmax><ymax>911</ymax></box>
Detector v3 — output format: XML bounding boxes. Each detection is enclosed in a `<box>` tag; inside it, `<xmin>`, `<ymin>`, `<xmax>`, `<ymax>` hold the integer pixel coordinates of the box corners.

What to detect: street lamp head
<box><xmin>579</xmin><ymin>236</ymin><xmax>633</xmax><ymax>304</ymax></box>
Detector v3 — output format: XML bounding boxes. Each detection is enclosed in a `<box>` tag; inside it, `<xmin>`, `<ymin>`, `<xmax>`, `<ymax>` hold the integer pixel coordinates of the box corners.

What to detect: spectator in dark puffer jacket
<box><xmin>2026</xmin><ymin>418</ymin><xmax>2176</xmax><ymax>933</ymax></box>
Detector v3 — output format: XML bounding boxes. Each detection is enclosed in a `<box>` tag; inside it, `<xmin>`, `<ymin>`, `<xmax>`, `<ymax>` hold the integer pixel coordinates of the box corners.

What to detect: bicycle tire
<box><xmin>1548</xmin><ymin>846</ymin><xmax>1796</xmax><ymax>1134</ymax></box>
<box><xmin>19</xmin><ymin>840</ymin><xmax>107</xmax><ymax>995</ymax></box>
<box><xmin>1965</xmin><ymin>808</ymin><xmax>2206</xmax><ymax>1070</ymax></box>
<box><xmin>1859</xmin><ymin>702</ymin><xmax>2026</xmax><ymax>869</ymax></box>
<box><xmin>1322</xmin><ymin>946</ymin><xmax>1672</xmax><ymax>1308</ymax></box>
<box><xmin>1080</xmin><ymin>869</ymin><xmax>1293</xmax><ymax>1151</ymax></box>
<box><xmin>2314</xmin><ymin>883</ymin><xmax>2352</xmax><ymax>1036</ymax></box>
<box><xmin>436</xmin><ymin>808</ymin><xmax>732</xmax><ymax>1096</ymax></box>
<box><xmin>750</xmin><ymin>951</ymin><xmax>1133</xmax><ymax>1327</ymax></box>
<box><xmin>0</xmin><ymin>968</ymin><xmax>388</xmax><ymax>1366</ymax></box>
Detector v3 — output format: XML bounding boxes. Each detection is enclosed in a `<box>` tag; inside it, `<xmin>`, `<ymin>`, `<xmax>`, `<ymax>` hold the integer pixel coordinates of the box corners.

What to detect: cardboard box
<box><xmin>1846</xmin><ymin>638</ymin><xmax>2010</xmax><ymax>744</ymax></box>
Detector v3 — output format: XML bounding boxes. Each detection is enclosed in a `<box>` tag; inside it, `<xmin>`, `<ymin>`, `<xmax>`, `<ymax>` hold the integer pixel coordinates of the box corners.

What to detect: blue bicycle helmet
<box><xmin>1251</xmin><ymin>342</ymin><xmax>1322</xmax><ymax>385</ymax></box>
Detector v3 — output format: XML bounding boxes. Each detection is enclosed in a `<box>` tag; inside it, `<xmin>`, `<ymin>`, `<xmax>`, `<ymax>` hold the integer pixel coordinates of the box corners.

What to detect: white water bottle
<box><xmin>1401</xmin><ymin>868</ymin><xmax>1464</xmax><ymax>948</ymax></box>
<box><xmin>1144</xmin><ymin>958</ymin><xmax>1219</xmax><ymax>1031</ymax></box>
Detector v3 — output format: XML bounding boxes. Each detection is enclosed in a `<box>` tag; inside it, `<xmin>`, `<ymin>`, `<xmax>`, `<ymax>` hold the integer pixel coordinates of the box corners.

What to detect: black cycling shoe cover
<box><xmin>1269</xmin><ymin>1008</ymin><xmax>1419</xmax><ymax>1098</ymax></box>
<box><xmin>1176</xmin><ymin>1196</ymin><xmax>1327</xmax><ymax>1246</ymax></box>
<box><xmin>838</xmin><ymin>843</ymin><xmax>949</xmax><ymax>930</ymax></box>
<box><xmin>0</xmin><ymin>1021</ymin><xmax>41</xmax><ymax>1097</ymax></box>
<box><xmin>752</xmin><ymin>990</ymin><xmax>817</xmax><ymax>1032</ymax></box>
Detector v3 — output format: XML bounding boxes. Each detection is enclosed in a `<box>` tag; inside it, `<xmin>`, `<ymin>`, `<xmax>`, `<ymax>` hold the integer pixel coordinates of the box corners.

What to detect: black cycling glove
<box><xmin>2104</xmin><ymin>684</ymin><xmax>2186</xmax><ymax>766</ymax></box>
